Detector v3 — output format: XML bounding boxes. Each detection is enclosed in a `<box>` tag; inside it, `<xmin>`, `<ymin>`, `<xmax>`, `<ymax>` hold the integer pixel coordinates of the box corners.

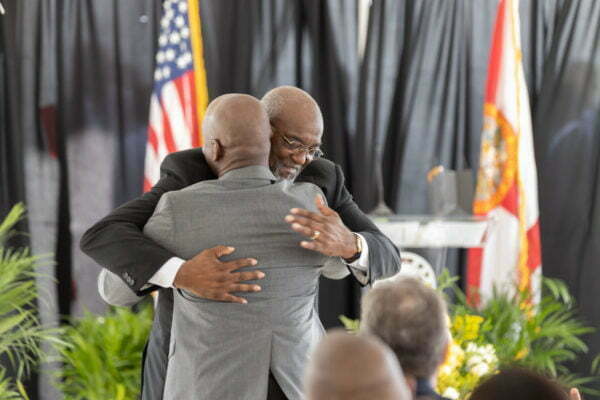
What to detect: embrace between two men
<box><xmin>81</xmin><ymin>87</ymin><xmax>401</xmax><ymax>400</ymax></box>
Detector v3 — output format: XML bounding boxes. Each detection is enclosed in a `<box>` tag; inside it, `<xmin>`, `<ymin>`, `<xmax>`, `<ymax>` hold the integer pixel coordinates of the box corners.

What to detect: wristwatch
<box><xmin>344</xmin><ymin>232</ymin><xmax>363</xmax><ymax>263</ymax></box>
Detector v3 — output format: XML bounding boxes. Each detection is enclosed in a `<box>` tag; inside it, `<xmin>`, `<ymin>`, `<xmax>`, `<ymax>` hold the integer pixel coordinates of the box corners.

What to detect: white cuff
<box><xmin>345</xmin><ymin>234</ymin><xmax>369</xmax><ymax>284</ymax></box>
<box><xmin>98</xmin><ymin>269</ymin><xmax>144</xmax><ymax>307</ymax></box>
<box><xmin>148</xmin><ymin>257</ymin><xmax>186</xmax><ymax>288</ymax></box>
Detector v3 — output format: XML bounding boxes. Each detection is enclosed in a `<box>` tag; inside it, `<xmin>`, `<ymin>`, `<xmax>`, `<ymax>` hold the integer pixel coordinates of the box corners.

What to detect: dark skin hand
<box><xmin>285</xmin><ymin>195</ymin><xmax>358</xmax><ymax>260</ymax></box>
<box><xmin>173</xmin><ymin>246</ymin><xmax>265</xmax><ymax>304</ymax></box>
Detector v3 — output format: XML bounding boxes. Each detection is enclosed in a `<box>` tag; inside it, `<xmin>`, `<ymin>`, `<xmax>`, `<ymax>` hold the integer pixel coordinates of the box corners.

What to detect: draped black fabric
<box><xmin>5</xmin><ymin>0</ymin><xmax>600</xmax><ymax>397</ymax></box>
<box><xmin>58</xmin><ymin>0</ymin><xmax>160</xmax><ymax>317</ymax></box>
<box><xmin>354</xmin><ymin>0</ymin><xmax>553</xmax><ymax>213</ymax></box>
<box><xmin>200</xmin><ymin>0</ymin><xmax>361</xmax><ymax>326</ymax></box>
<box><xmin>199</xmin><ymin>0</ymin><xmax>357</xmax><ymax>173</ymax></box>
<box><xmin>356</xmin><ymin>0</ymin><xmax>600</xmax><ymax>388</ymax></box>
<box><xmin>0</xmin><ymin>8</ymin><xmax>40</xmax><ymax>400</ymax></box>
<box><xmin>0</xmin><ymin>10</ymin><xmax>21</xmax><ymax>218</ymax></box>
<box><xmin>5</xmin><ymin>0</ymin><xmax>360</xmax><ymax>351</ymax></box>
<box><xmin>532</xmin><ymin>0</ymin><xmax>600</xmax><ymax>387</ymax></box>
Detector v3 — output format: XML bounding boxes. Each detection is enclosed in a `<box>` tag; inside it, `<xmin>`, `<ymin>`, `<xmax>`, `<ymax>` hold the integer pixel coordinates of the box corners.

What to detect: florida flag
<box><xmin>466</xmin><ymin>0</ymin><xmax>542</xmax><ymax>305</ymax></box>
<box><xmin>143</xmin><ymin>0</ymin><xmax>209</xmax><ymax>192</ymax></box>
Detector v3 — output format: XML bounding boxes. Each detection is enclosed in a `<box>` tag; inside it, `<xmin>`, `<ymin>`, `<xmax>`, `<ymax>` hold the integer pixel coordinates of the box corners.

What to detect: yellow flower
<box><xmin>514</xmin><ymin>347</ymin><xmax>529</xmax><ymax>360</ymax></box>
<box><xmin>452</xmin><ymin>315</ymin><xmax>484</xmax><ymax>342</ymax></box>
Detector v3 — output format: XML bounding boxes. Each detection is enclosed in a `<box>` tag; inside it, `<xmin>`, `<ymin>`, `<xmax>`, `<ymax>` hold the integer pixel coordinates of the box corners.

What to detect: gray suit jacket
<box><xmin>141</xmin><ymin>166</ymin><xmax>331</xmax><ymax>400</ymax></box>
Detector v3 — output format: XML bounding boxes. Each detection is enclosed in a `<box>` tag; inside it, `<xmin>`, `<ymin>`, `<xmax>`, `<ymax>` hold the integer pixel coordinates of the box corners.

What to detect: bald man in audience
<box><xmin>304</xmin><ymin>329</ymin><xmax>412</xmax><ymax>400</ymax></box>
<box><xmin>361</xmin><ymin>277</ymin><xmax>452</xmax><ymax>400</ymax></box>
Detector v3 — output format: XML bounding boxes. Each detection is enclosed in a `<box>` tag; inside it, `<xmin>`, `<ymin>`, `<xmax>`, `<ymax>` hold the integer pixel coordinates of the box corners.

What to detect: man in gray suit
<box><xmin>134</xmin><ymin>93</ymin><xmax>338</xmax><ymax>400</ymax></box>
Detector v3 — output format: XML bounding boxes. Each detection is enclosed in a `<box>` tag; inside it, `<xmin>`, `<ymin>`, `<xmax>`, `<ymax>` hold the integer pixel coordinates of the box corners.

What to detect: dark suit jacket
<box><xmin>80</xmin><ymin>149</ymin><xmax>401</xmax><ymax>399</ymax></box>
<box><xmin>81</xmin><ymin>148</ymin><xmax>401</xmax><ymax>292</ymax></box>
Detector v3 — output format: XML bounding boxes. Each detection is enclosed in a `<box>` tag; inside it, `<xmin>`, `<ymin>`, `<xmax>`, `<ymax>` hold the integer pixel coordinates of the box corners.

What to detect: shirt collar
<box><xmin>219</xmin><ymin>165</ymin><xmax>277</xmax><ymax>182</ymax></box>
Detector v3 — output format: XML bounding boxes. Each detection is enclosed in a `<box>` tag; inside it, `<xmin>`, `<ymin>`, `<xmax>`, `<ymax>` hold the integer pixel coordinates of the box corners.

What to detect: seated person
<box><xmin>303</xmin><ymin>329</ymin><xmax>412</xmax><ymax>400</ymax></box>
<box><xmin>470</xmin><ymin>367</ymin><xmax>570</xmax><ymax>400</ymax></box>
<box><xmin>360</xmin><ymin>277</ymin><xmax>451</xmax><ymax>400</ymax></box>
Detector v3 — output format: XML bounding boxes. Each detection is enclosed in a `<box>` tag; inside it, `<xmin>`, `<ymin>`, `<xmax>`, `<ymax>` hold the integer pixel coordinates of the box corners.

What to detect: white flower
<box><xmin>438</xmin><ymin>364</ymin><xmax>453</xmax><ymax>376</ymax></box>
<box><xmin>480</xmin><ymin>344</ymin><xmax>497</xmax><ymax>364</ymax></box>
<box><xmin>442</xmin><ymin>387</ymin><xmax>460</xmax><ymax>399</ymax></box>
<box><xmin>466</xmin><ymin>342</ymin><xmax>478</xmax><ymax>353</ymax></box>
<box><xmin>466</xmin><ymin>355</ymin><xmax>483</xmax><ymax>368</ymax></box>
<box><xmin>471</xmin><ymin>362</ymin><xmax>490</xmax><ymax>377</ymax></box>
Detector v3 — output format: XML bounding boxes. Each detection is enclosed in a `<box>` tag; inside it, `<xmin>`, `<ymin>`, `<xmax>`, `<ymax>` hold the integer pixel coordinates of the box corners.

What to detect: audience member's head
<box><xmin>202</xmin><ymin>93</ymin><xmax>271</xmax><ymax>176</ymax></box>
<box><xmin>470</xmin><ymin>368</ymin><xmax>569</xmax><ymax>400</ymax></box>
<box><xmin>360</xmin><ymin>277</ymin><xmax>449</xmax><ymax>381</ymax></box>
<box><xmin>304</xmin><ymin>329</ymin><xmax>412</xmax><ymax>400</ymax></box>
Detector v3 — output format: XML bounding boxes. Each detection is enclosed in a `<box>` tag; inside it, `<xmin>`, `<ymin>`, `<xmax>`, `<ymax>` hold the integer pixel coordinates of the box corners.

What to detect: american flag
<box><xmin>144</xmin><ymin>0</ymin><xmax>208</xmax><ymax>192</ymax></box>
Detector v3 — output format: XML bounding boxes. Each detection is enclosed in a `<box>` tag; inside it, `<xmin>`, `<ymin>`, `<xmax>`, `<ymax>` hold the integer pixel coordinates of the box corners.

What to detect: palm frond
<box><xmin>0</xmin><ymin>203</ymin><xmax>25</xmax><ymax>245</ymax></box>
<box><xmin>0</xmin><ymin>204</ymin><xmax>61</xmax><ymax>398</ymax></box>
<box><xmin>53</xmin><ymin>305</ymin><xmax>153</xmax><ymax>399</ymax></box>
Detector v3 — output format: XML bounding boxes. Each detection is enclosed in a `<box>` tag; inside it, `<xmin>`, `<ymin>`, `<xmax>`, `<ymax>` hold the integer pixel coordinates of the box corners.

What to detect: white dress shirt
<box><xmin>148</xmin><ymin>234</ymin><xmax>370</xmax><ymax>287</ymax></box>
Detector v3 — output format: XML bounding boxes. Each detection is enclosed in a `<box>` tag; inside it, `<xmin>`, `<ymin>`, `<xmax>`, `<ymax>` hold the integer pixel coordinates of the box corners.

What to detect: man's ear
<box><xmin>268</xmin><ymin>123</ymin><xmax>276</xmax><ymax>142</ymax></box>
<box><xmin>206</xmin><ymin>138</ymin><xmax>223</xmax><ymax>162</ymax></box>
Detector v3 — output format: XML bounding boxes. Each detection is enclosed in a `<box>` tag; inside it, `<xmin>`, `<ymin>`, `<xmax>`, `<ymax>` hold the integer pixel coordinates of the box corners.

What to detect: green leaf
<box><xmin>53</xmin><ymin>304</ymin><xmax>153</xmax><ymax>399</ymax></box>
<box><xmin>338</xmin><ymin>315</ymin><xmax>360</xmax><ymax>333</ymax></box>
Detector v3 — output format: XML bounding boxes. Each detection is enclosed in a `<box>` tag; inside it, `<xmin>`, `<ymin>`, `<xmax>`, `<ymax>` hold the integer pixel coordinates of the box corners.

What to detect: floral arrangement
<box><xmin>341</xmin><ymin>270</ymin><xmax>600</xmax><ymax>398</ymax></box>
<box><xmin>436</xmin><ymin>315</ymin><xmax>499</xmax><ymax>398</ymax></box>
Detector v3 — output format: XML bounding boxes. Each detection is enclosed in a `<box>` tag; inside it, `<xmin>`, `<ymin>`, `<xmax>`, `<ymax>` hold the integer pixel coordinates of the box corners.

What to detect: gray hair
<box><xmin>360</xmin><ymin>277</ymin><xmax>449</xmax><ymax>378</ymax></box>
<box><xmin>261</xmin><ymin>86</ymin><xmax>323</xmax><ymax>131</ymax></box>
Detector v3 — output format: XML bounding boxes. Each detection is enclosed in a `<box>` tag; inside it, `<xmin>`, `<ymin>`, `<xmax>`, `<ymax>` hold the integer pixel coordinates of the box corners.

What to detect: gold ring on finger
<box><xmin>311</xmin><ymin>230</ymin><xmax>321</xmax><ymax>240</ymax></box>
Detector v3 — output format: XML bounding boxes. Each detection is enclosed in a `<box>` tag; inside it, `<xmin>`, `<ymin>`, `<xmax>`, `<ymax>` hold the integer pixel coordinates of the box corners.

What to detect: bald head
<box><xmin>304</xmin><ymin>330</ymin><xmax>412</xmax><ymax>400</ymax></box>
<box><xmin>202</xmin><ymin>94</ymin><xmax>271</xmax><ymax>175</ymax></box>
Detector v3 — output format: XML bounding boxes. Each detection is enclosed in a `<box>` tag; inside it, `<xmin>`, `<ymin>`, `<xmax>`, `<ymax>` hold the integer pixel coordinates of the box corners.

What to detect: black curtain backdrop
<box><xmin>199</xmin><ymin>0</ymin><xmax>361</xmax><ymax>328</ymax></box>
<box><xmin>3</xmin><ymin>0</ymin><xmax>600</xmax><ymax>398</ymax></box>
<box><xmin>0</xmin><ymin>7</ymin><xmax>40</xmax><ymax>399</ymax></box>
<box><xmin>355</xmin><ymin>0</ymin><xmax>600</xmax><ymax>391</ymax></box>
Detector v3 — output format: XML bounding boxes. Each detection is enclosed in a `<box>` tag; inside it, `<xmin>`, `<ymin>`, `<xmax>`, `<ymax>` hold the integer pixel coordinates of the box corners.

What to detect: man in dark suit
<box><xmin>81</xmin><ymin>86</ymin><xmax>401</xmax><ymax>399</ymax></box>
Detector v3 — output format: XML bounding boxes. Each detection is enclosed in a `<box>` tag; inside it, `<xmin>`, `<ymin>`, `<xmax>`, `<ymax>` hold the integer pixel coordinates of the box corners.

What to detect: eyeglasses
<box><xmin>279</xmin><ymin>133</ymin><xmax>324</xmax><ymax>159</ymax></box>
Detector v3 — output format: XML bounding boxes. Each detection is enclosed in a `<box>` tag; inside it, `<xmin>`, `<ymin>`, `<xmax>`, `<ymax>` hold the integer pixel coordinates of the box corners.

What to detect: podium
<box><xmin>370</xmin><ymin>215</ymin><xmax>493</xmax><ymax>285</ymax></box>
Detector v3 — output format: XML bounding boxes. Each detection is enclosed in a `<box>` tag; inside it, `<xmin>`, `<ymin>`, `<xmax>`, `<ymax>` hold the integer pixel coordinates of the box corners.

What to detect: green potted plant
<box><xmin>341</xmin><ymin>269</ymin><xmax>600</xmax><ymax>398</ymax></box>
<box><xmin>0</xmin><ymin>204</ymin><xmax>61</xmax><ymax>399</ymax></box>
<box><xmin>53</xmin><ymin>303</ymin><xmax>153</xmax><ymax>399</ymax></box>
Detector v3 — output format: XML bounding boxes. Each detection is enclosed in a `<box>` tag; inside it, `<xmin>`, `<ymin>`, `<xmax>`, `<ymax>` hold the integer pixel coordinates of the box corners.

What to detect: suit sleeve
<box><xmin>331</xmin><ymin>165</ymin><xmax>401</xmax><ymax>283</ymax></box>
<box><xmin>80</xmin><ymin>158</ymin><xmax>189</xmax><ymax>294</ymax></box>
<box><xmin>98</xmin><ymin>269</ymin><xmax>144</xmax><ymax>307</ymax></box>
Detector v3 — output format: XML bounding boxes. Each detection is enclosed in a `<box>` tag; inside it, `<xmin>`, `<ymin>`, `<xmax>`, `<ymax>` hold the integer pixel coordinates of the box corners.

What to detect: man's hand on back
<box><xmin>285</xmin><ymin>195</ymin><xmax>358</xmax><ymax>260</ymax></box>
<box><xmin>173</xmin><ymin>246</ymin><xmax>264</xmax><ymax>304</ymax></box>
